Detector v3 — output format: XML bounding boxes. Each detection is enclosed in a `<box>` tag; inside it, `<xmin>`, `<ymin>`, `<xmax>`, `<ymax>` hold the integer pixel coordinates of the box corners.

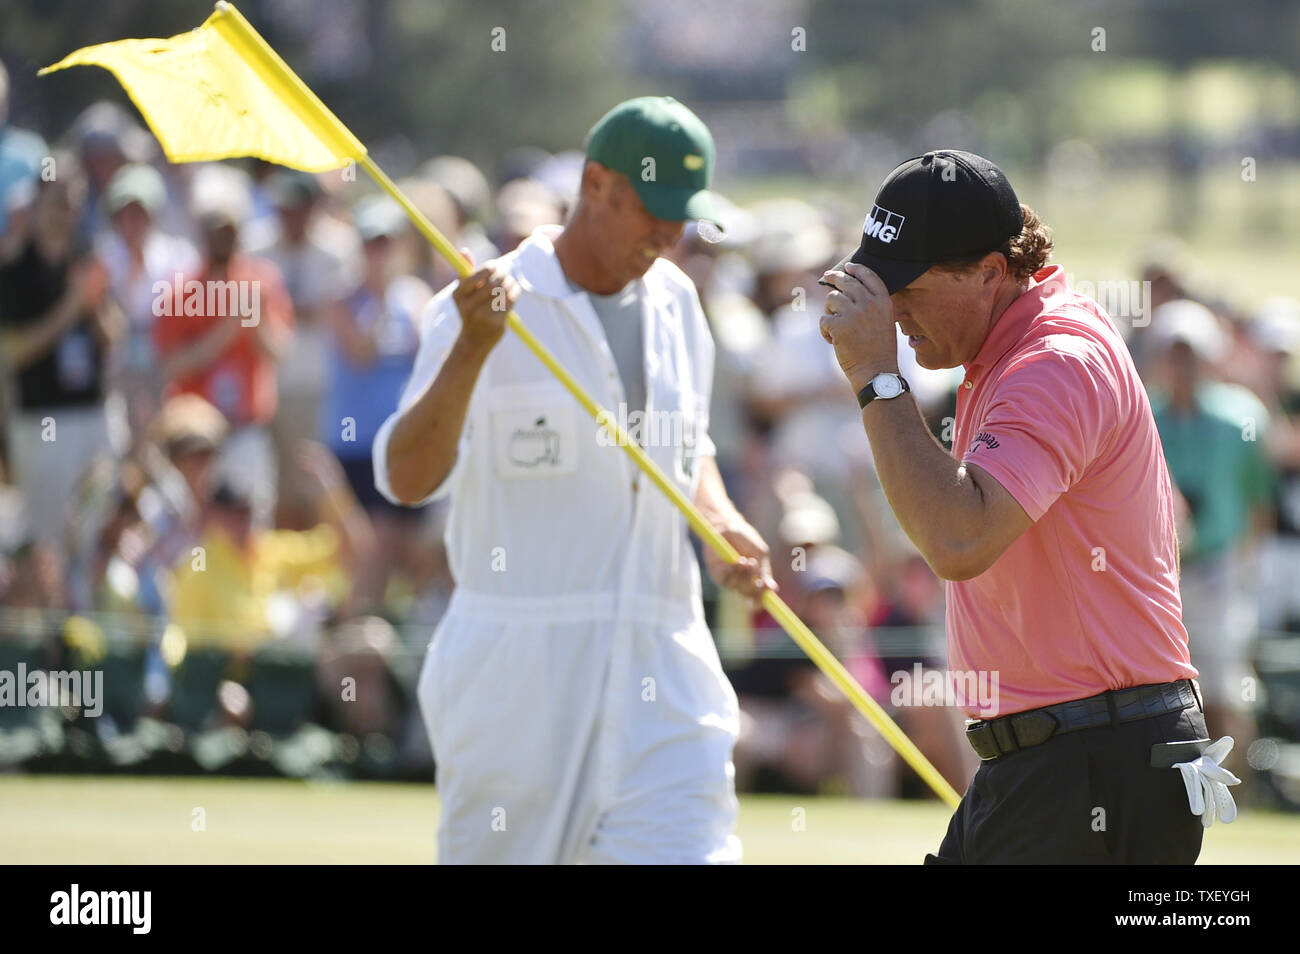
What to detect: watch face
<box><xmin>873</xmin><ymin>373</ymin><xmax>903</xmax><ymax>398</ymax></box>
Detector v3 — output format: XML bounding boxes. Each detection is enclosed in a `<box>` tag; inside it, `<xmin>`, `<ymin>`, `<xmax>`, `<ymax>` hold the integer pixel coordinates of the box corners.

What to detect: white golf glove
<box><xmin>1173</xmin><ymin>736</ymin><xmax>1241</xmax><ymax>828</ymax></box>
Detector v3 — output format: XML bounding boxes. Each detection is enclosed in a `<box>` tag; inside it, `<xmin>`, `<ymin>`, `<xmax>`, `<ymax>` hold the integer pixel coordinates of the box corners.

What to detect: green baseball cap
<box><xmin>584</xmin><ymin>96</ymin><xmax>723</xmax><ymax>231</ymax></box>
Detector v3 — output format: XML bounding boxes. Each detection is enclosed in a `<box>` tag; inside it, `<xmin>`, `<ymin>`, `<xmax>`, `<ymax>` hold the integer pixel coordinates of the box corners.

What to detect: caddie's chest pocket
<box><xmin>487</xmin><ymin>382</ymin><xmax>579</xmax><ymax>480</ymax></box>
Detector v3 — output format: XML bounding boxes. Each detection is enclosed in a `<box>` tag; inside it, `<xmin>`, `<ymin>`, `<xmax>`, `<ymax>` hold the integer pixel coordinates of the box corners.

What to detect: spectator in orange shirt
<box><xmin>154</xmin><ymin>165</ymin><xmax>293</xmax><ymax>530</ymax></box>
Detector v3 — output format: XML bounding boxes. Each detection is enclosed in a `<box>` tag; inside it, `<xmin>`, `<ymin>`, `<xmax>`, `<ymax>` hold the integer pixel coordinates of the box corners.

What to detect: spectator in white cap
<box><xmin>492</xmin><ymin>177</ymin><xmax>563</xmax><ymax>253</ymax></box>
<box><xmin>68</xmin><ymin>100</ymin><xmax>157</xmax><ymax>243</ymax></box>
<box><xmin>95</xmin><ymin>162</ymin><xmax>198</xmax><ymax>441</ymax></box>
<box><xmin>665</xmin><ymin>196</ymin><xmax>765</xmax><ymax>510</ymax></box>
<box><xmin>418</xmin><ymin>155</ymin><xmax>496</xmax><ymax>265</ymax></box>
<box><xmin>1148</xmin><ymin>298</ymin><xmax>1274</xmax><ymax>784</ymax></box>
<box><xmin>533</xmin><ymin>149</ymin><xmax>586</xmax><ymax>219</ymax></box>
<box><xmin>1247</xmin><ymin>298</ymin><xmax>1300</xmax><ymax>636</ymax></box>
<box><xmin>748</xmin><ymin>199</ymin><xmax>895</xmax><ymax>556</ymax></box>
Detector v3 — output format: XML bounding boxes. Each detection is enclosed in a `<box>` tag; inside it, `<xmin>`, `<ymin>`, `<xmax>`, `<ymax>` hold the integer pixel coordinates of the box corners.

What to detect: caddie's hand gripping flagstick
<box><xmin>43</xmin><ymin>0</ymin><xmax>961</xmax><ymax>809</ymax></box>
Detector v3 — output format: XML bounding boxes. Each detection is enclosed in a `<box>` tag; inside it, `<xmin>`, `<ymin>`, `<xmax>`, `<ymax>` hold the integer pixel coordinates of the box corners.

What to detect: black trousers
<box><xmin>925</xmin><ymin>705</ymin><xmax>1208</xmax><ymax>864</ymax></box>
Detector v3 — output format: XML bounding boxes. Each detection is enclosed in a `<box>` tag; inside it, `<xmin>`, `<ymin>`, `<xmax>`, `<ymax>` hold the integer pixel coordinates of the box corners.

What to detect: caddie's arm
<box><xmin>694</xmin><ymin>455</ymin><xmax>777</xmax><ymax>599</ymax></box>
<box><xmin>385</xmin><ymin>253</ymin><xmax>520</xmax><ymax>504</ymax></box>
<box><xmin>819</xmin><ymin>262</ymin><xmax>1031</xmax><ymax>581</ymax></box>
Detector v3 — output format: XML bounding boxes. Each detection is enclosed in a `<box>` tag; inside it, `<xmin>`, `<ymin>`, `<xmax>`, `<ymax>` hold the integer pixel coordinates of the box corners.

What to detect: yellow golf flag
<box><xmin>39</xmin><ymin>1</ymin><xmax>364</xmax><ymax>172</ymax></box>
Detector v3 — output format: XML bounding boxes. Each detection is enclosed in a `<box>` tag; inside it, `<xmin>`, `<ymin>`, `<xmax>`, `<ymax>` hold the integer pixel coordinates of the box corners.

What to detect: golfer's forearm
<box><xmin>385</xmin><ymin>334</ymin><xmax>490</xmax><ymax>504</ymax></box>
<box><xmin>860</xmin><ymin>396</ymin><xmax>988</xmax><ymax>577</ymax></box>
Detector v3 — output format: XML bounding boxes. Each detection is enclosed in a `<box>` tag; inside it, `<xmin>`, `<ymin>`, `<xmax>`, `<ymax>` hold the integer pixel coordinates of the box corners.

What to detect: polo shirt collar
<box><xmin>964</xmin><ymin>264</ymin><xmax>1071</xmax><ymax>380</ymax></box>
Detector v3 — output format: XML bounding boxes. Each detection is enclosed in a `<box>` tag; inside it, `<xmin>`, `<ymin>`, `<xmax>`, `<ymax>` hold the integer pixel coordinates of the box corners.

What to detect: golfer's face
<box><xmin>602</xmin><ymin>173</ymin><xmax>684</xmax><ymax>286</ymax></box>
<box><xmin>890</xmin><ymin>268</ymin><xmax>992</xmax><ymax>370</ymax></box>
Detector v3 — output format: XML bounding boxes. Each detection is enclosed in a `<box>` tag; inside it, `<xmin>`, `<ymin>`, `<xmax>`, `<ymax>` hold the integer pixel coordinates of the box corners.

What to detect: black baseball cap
<box><xmin>844</xmin><ymin>150</ymin><xmax>1023</xmax><ymax>294</ymax></box>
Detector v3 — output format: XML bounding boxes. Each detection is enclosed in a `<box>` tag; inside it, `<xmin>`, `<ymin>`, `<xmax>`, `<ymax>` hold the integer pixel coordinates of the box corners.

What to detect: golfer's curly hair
<box><xmin>935</xmin><ymin>203</ymin><xmax>1054</xmax><ymax>284</ymax></box>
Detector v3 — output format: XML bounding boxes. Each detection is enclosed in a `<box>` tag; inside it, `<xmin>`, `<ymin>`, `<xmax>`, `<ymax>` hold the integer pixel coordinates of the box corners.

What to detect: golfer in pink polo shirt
<box><xmin>818</xmin><ymin>150</ymin><xmax>1240</xmax><ymax>864</ymax></box>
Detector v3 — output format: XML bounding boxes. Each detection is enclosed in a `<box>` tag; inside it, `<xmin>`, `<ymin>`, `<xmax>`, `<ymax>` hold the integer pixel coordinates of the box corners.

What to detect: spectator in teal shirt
<box><xmin>1153</xmin><ymin>378</ymin><xmax>1273</xmax><ymax>562</ymax></box>
<box><xmin>1146</xmin><ymin>299</ymin><xmax>1274</xmax><ymax>783</ymax></box>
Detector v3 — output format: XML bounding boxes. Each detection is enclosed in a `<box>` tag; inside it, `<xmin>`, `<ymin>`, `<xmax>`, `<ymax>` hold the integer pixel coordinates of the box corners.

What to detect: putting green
<box><xmin>1</xmin><ymin>775</ymin><xmax>1295</xmax><ymax>863</ymax></box>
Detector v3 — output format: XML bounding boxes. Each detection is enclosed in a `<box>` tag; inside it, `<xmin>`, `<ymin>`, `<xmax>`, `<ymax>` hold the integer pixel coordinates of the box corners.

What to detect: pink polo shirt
<box><xmin>947</xmin><ymin>265</ymin><xmax>1196</xmax><ymax>718</ymax></box>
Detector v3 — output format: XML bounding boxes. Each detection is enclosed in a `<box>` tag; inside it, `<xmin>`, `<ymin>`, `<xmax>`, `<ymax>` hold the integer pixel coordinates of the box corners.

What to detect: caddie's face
<box><xmin>589</xmin><ymin>165</ymin><xmax>685</xmax><ymax>287</ymax></box>
<box><xmin>891</xmin><ymin>265</ymin><xmax>999</xmax><ymax>370</ymax></box>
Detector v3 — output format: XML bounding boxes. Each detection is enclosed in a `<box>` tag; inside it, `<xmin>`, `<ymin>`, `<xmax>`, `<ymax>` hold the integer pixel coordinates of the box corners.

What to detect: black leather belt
<box><xmin>965</xmin><ymin>679</ymin><xmax>1202</xmax><ymax>762</ymax></box>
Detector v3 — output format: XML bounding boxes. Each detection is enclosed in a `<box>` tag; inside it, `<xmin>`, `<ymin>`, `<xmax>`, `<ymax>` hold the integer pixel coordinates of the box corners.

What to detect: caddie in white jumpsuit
<box><xmin>373</xmin><ymin>97</ymin><xmax>776</xmax><ymax>864</ymax></box>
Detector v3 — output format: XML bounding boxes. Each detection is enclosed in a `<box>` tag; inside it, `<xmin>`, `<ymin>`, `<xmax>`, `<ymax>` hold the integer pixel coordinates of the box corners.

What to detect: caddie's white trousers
<box><xmin>418</xmin><ymin>589</ymin><xmax>742</xmax><ymax>864</ymax></box>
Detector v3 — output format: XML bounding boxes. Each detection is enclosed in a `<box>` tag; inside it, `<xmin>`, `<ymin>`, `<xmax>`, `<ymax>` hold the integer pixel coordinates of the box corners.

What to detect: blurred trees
<box><xmin>3</xmin><ymin>0</ymin><xmax>1298</xmax><ymax>180</ymax></box>
<box><xmin>2</xmin><ymin>0</ymin><xmax>633</xmax><ymax>175</ymax></box>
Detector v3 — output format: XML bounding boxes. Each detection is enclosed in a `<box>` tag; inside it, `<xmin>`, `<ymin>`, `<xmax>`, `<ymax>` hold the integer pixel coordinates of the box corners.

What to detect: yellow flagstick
<box><xmin>47</xmin><ymin>0</ymin><xmax>962</xmax><ymax>809</ymax></box>
<box><xmin>366</xmin><ymin>179</ymin><xmax>963</xmax><ymax>811</ymax></box>
<box><xmin>369</xmin><ymin>157</ymin><xmax>961</xmax><ymax>809</ymax></box>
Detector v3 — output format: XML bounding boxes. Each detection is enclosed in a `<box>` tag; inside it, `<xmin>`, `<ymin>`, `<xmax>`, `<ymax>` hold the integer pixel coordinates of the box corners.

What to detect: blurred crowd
<box><xmin>2</xmin><ymin>75</ymin><xmax>1299</xmax><ymax>799</ymax></box>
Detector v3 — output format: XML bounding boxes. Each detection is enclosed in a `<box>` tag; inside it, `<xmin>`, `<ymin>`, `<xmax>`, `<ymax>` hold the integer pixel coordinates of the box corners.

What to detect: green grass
<box><xmin>1</xmin><ymin>775</ymin><xmax>1295</xmax><ymax>864</ymax></box>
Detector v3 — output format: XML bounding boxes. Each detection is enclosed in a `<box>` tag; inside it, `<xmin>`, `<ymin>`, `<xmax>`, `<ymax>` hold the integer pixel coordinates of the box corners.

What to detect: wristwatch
<box><xmin>856</xmin><ymin>372</ymin><xmax>910</xmax><ymax>408</ymax></box>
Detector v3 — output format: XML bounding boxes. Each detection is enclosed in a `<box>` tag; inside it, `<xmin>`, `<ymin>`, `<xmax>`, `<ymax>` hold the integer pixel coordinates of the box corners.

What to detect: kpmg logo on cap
<box><xmin>863</xmin><ymin>205</ymin><xmax>905</xmax><ymax>244</ymax></box>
